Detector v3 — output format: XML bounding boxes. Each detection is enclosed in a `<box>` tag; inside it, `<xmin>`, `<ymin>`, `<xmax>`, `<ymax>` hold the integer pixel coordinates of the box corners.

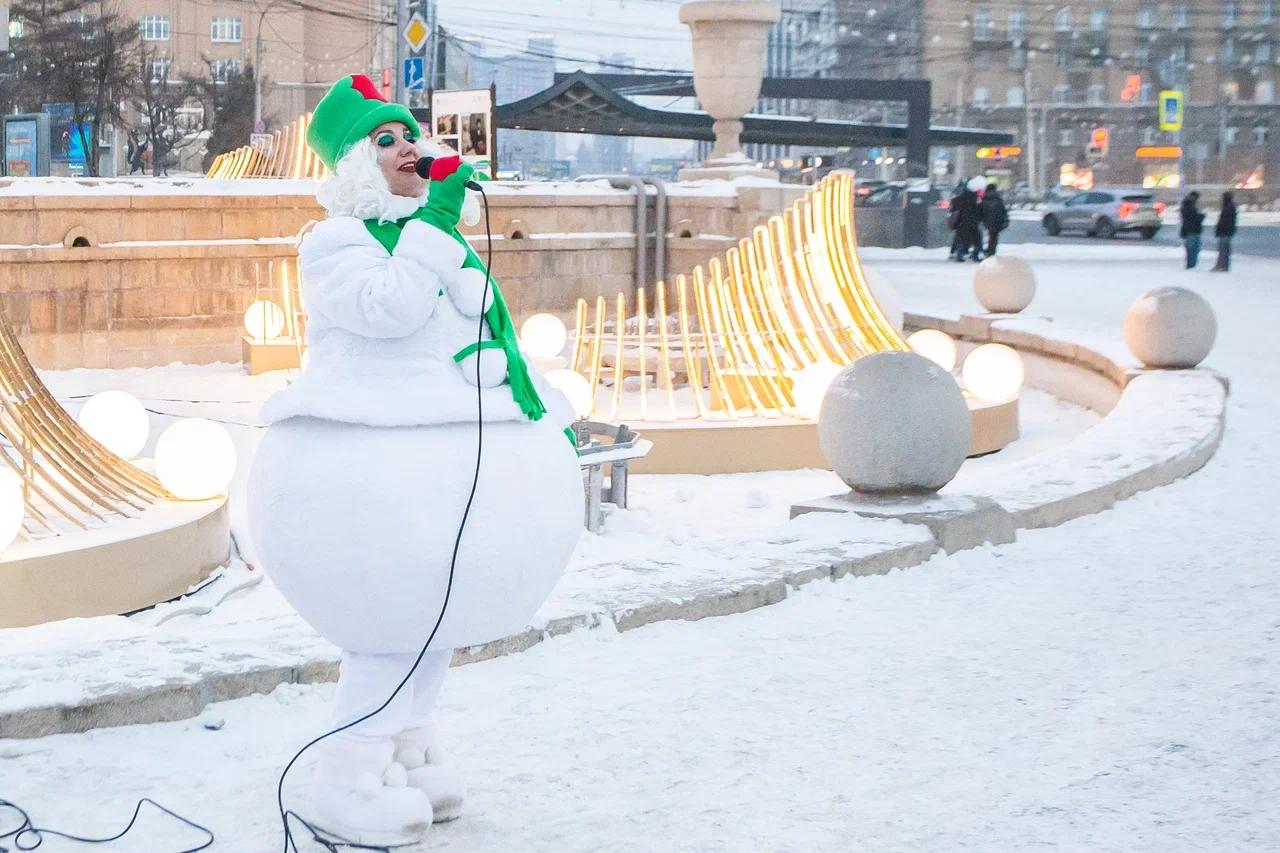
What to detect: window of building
<box><xmin>211</xmin><ymin>57</ymin><xmax>242</xmax><ymax>82</ymax></box>
<box><xmin>1223</xmin><ymin>2</ymin><xmax>1238</xmax><ymax>26</ymax></box>
<box><xmin>1139</xmin><ymin>83</ymin><xmax>1154</xmax><ymax>102</ymax></box>
<box><xmin>1058</xmin><ymin>127</ymin><xmax>1075</xmax><ymax>145</ymax></box>
<box><xmin>211</xmin><ymin>16</ymin><xmax>241</xmax><ymax>43</ymax></box>
<box><xmin>1224</xmin><ymin>126</ymin><xmax>1240</xmax><ymax>145</ymax></box>
<box><xmin>7</xmin><ymin>16</ymin><xmax>23</xmax><ymax>39</ymax></box>
<box><xmin>1142</xmin><ymin>126</ymin><xmax>1158</xmax><ymax>145</ymax></box>
<box><xmin>1136</xmin><ymin>4</ymin><xmax>1155</xmax><ymax>28</ymax></box>
<box><xmin>139</xmin><ymin>14</ymin><xmax>169</xmax><ymax>40</ymax></box>
<box><xmin>1090</xmin><ymin>9</ymin><xmax>1108</xmax><ymax>31</ymax></box>
<box><xmin>1263</xmin><ymin>2</ymin><xmax>1275</xmax><ymax>25</ymax></box>
<box><xmin>1055</xmin><ymin>7</ymin><xmax>1073</xmax><ymax>32</ymax></box>
<box><xmin>1222</xmin><ymin>39</ymin><xmax>1235</xmax><ymax>62</ymax></box>
<box><xmin>973</xmin><ymin>8</ymin><xmax>993</xmax><ymax>40</ymax></box>
<box><xmin>1087</xmin><ymin>83</ymin><xmax>1105</xmax><ymax>104</ymax></box>
<box><xmin>973</xmin><ymin>86</ymin><xmax>990</xmax><ymax>105</ymax></box>
<box><xmin>1008</xmin><ymin>10</ymin><xmax>1026</xmax><ymax>41</ymax></box>
<box><xmin>1008</xmin><ymin>47</ymin><xmax>1027</xmax><ymax>69</ymax></box>
<box><xmin>1135</xmin><ymin>46</ymin><xmax>1151</xmax><ymax>65</ymax></box>
<box><xmin>1057</xmin><ymin>46</ymin><xmax>1071</xmax><ymax>66</ymax></box>
<box><xmin>1054</xmin><ymin>84</ymin><xmax>1072</xmax><ymax>104</ymax></box>
<box><xmin>1173</xmin><ymin>4</ymin><xmax>1189</xmax><ymax>28</ymax></box>
<box><xmin>1007</xmin><ymin>86</ymin><xmax>1025</xmax><ymax>106</ymax></box>
<box><xmin>1259</xmin><ymin>81</ymin><xmax>1277</xmax><ymax>103</ymax></box>
<box><xmin>149</xmin><ymin>56</ymin><xmax>170</xmax><ymax>82</ymax></box>
<box><xmin>1254</xmin><ymin>126</ymin><xmax>1269</xmax><ymax>145</ymax></box>
<box><xmin>1257</xmin><ymin>43</ymin><xmax>1272</xmax><ymax>63</ymax></box>
<box><xmin>1171</xmin><ymin>44</ymin><xmax>1188</xmax><ymax>62</ymax></box>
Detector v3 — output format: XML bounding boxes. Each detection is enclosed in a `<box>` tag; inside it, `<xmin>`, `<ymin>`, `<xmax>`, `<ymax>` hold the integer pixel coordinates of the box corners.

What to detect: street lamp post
<box><xmin>253</xmin><ymin>0</ymin><xmax>288</xmax><ymax>130</ymax></box>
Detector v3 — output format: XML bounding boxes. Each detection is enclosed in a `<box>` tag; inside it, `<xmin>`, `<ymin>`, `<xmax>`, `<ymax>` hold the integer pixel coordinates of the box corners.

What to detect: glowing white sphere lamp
<box><xmin>907</xmin><ymin>329</ymin><xmax>957</xmax><ymax>372</ymax></box>
<box><xmin>154</xmin><ymin>418</ymin><xmax>237</xmax><ymax>500</ymax></box>
<box><xmin>961</xmin><ymin>343</ymin><xmax>1025</xmax><ymax>402</ymax></box>
<box><xmin>0</xmin><ymin>469</ymin><xmax>26</xmax><ymax>552</ymax></box>
<box><xmin>791</xmin><ymin>360</ymin><xmax>844</xmax><ymax>419</ymax></box>
<box><xmin>545</xmin><ymin>369</ymin><xmax>594</xmax><ymax>419</ymax></box>
<box><xmin>519</xmin><ymin>313</ymin><xmax>568</xmax><ymax>359</ymax></box>
<box><xmin>76</xmin><ymin>390</ymin><xmax>150</xmax><ymax>459</ymax></box>
<box><xmin>244</xmin><ymin>300</ymin><xmax>286</xmax><ymax>342</ymax></box>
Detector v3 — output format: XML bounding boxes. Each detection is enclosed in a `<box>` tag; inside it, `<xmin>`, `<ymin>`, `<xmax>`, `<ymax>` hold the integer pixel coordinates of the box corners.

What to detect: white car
<box><xmin>1041</xmin><ymin>189</ymin><xmax>1166</xmax><ymax>239</ymax></box>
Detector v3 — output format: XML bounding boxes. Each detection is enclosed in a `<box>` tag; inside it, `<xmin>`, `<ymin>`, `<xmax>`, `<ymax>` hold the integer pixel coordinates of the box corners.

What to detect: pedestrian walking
<box><xmin>950</xmin><ymin>178</ymin><xmax>985</xmax><ymax>262</ymax></box>
<box><xmin>1179</xmin><ymin>191</ymin><xmax>1205</xmax><ymax>269</ymax></box>
<box><xmin>981</xmin><ymin>180</ymin><xmax>1010</xmax><ymax>257</ymax></box>
<box><xmin>1212</xmin><ymin>191</ymin><xmax>1237</xmax><ymax>272</ymax></box>
<box><xmin>128</xmin><ymin>138</ymin><xmax>147</xmax><ymax>175</ymax></box>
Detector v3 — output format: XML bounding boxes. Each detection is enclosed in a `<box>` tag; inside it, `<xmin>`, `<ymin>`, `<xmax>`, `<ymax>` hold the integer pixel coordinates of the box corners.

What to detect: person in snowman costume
<box><xmin>247</xmin><ymin>74</ymin><xmax>582</xmax><ymax>847</ymax></box>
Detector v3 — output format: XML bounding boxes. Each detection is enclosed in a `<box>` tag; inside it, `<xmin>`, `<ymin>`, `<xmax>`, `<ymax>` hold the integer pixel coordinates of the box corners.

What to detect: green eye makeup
<box><xmin>376</xmin><ymin>133</ymin><xmax>395</xmax><ymax>147</ymax></box>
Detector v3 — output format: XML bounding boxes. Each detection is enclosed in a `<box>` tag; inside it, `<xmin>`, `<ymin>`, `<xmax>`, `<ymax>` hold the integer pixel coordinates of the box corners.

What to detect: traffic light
<box><xmin>1087</xmin><ymin>127</ymin><xmax>1110</xmax><ymax>159</ymax></box>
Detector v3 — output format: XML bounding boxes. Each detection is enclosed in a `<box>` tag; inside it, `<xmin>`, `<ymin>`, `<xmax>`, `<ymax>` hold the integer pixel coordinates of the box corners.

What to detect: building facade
<box><xmin>123</xmin><ymin>0</ymin><xmax>385</xmax><ymax>126</ymax></box>
<box><xmin>923</xmin><ymin>0</ymin><xmax>1280</xmax><ymax>192</ymax></box>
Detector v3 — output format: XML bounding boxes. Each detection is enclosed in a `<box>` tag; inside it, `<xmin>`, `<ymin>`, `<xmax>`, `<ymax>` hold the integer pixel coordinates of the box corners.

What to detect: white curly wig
<box><xmin>317</xmin><ymin>136</ymin><xmax>481</xmax><ymax>225</ymax></box>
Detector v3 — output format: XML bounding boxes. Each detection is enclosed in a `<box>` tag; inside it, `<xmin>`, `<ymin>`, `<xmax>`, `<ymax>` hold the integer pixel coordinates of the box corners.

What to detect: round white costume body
<box><xmin>247</xmin><ymin>213</ymin><xmax>581</xmax><ymax>654</ymax></box>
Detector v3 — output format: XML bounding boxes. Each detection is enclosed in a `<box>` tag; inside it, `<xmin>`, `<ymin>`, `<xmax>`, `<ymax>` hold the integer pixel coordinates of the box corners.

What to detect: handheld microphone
<box><xmin>416</xmin><ymin>156</ymin><xmax>483</xmax><ymax>191</ymax></box>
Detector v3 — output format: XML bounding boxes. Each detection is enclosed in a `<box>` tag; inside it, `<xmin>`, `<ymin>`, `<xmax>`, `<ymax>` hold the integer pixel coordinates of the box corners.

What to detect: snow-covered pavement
<box><xmin>3</xmin><ymin>247</ymin><xmax>1277</xmax><ymax>852</ymax></box>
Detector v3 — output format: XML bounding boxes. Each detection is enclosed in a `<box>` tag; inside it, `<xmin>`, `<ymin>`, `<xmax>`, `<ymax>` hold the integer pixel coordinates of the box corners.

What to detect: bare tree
<box><xmin>133</xmin><ymin>43</ymin><xmax>205</xmax><ymax>176</ymax></box>
<box><xmin>2</xmin><ymin>0</ymin><xmax>138</xmax><ymax>176</ymax></box>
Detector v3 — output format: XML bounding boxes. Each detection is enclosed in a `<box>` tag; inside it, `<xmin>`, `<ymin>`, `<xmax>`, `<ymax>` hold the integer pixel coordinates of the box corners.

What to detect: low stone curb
<box><xmin>0</xmin><ymin>321</ymin><xmax>1229</xmax><ymax>741</ymax></box>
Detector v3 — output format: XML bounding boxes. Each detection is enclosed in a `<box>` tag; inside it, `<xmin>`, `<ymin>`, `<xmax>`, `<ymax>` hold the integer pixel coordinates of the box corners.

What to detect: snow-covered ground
<box><xmin>3</xmin><ymin>245</ymin><xmax>1277</xmax><ymax>851</ymax></box>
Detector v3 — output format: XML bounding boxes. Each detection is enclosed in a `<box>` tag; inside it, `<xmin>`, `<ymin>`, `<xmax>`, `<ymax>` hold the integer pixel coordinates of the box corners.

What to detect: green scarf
<box><xmin>363</xmin><ymin>215</ymin><xmax>547</xmax><ymax>422</ymax></box>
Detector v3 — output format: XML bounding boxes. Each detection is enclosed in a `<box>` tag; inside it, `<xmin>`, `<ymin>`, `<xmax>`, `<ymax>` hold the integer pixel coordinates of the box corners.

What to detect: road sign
<box><xmin>254</xmin><ymin>118</ymin><xmax>266</xmax><ymax>134</ymax></box>
<box><xmin>249</xmin><ymin>132</ymin><xmax>273</xmax><ymax>153</ymax></box>
<box><xmin>402</xmin><ymin>13</ymin><xmax>429</xmax><ymax>53</ymax></box>
<box><xmin>403</xmin><ymin>57</ymin><xmax>425</xmax><ymax>92</ymax></box>
<box><xmin>1159</xmin><ymin>90</ymin><xmax>1184</xmax><ymax>131</ymax></box>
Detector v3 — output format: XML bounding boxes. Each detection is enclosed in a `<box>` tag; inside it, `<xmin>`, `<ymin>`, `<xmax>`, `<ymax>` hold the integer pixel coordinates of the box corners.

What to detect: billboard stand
<box><xmin>3</xmin><ymin>113</ymin><xmax>52</xmax><ymax>177</ymax></box>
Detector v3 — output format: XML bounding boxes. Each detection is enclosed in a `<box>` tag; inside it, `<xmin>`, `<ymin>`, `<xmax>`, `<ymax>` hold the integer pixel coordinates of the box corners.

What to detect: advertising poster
<box><xmin>430</xmin><ymin>88</ymin><xmax>494</xmax><ymax>177</ymax></box>
<box><xmin>42</xmin><ymin>103</ymin><xmax>88</xmax><ymax>173</ymax></box>
<box><xmin>4</xmin><ymin>117</ymin><xmax>37</xmax><ymax>176</ymax></box>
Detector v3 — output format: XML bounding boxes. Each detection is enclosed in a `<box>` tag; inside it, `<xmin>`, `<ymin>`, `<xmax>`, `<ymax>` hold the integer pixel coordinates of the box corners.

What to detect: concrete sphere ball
<box><xmin>1123</xmin><ymin>286</ymin><xmax>1217</xmax><ymax>369</ymax></box>
<box><xmin>862</xmin><ymin>266</ymin><xmax>904</xmax><ymax>331</ymax></box>
<box><xmin>818</xmin><ymin>351</ymin><xmax>972</xmax><ymax>494</ymax></box>
<box><xmin>973</xmin><ymin>256</ymin><xmax>1036</xmax><ymax>314</ymax></box>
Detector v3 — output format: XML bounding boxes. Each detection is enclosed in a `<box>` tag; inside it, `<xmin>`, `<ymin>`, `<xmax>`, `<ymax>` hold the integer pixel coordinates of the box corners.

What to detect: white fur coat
<box><xmin>260</xmin><ymin>216</ymin><xmax>572</xmax><ymax>428</ymax></box>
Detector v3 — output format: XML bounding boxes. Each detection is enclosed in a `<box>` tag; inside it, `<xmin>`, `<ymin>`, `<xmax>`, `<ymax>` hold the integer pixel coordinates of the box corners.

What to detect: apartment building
<box><xmin>925</xmin><ymin>0</ymin><xmax>1279</xmax><ymax>190</ymax></box>
<box><xmin>125</xmin><ymin>0</ymin><xmax>386</xmax><ymax>127</ymax></box>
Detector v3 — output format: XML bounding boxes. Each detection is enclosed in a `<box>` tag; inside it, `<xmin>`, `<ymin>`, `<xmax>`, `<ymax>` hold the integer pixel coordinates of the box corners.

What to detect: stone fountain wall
<box><xmin>0</xmin><ymin>180</ymin><xmax>804</xmax><ymax>369</ymax></box>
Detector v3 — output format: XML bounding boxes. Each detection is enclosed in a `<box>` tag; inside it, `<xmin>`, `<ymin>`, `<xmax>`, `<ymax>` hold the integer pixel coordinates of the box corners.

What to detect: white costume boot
<box><xmin>310</xmin><ymin>736</ymin><xmax>434</xmax><ymax>847</ymax></box>
<box><xmin>394</xmin><ymin>721</ymin><xmax>466</xmax><ymax>823</ymax></box>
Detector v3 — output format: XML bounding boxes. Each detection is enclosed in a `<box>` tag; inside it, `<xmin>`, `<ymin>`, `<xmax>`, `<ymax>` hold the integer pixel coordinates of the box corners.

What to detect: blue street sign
<box><xmin>403</xmin><ymin>57</ymin><xmax>425</xmax><ymax>92</ymax></box>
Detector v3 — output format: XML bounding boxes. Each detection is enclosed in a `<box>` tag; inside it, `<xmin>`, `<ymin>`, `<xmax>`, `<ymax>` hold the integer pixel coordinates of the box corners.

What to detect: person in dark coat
<box><xmin>981</xmin><ymin>180</ymin><xmax>1010</xmax><ymax>256</ymax></box>
<box><xmin>947</xmin><ymin>180</ymin><xmax>966</xmax><ymax>259</ymax></box>
<box><xmin>1178</xmin><ymin>191</ymin><xmax>1205</xmax><ymax>269</ymax></box>
<box><xmin>950</xmin><ymin>182</ymin><xmax>984</xmax><ymax>262</ymax></box>
<box><xmin>1212</xmin><ymin>191</ymin><xmax>1237</xmax><ymax>272</ymax></box>
<box><xmin>128</xmin><ymin>138</ymin><xmax>147</xmax><ymax>175</ymax></box>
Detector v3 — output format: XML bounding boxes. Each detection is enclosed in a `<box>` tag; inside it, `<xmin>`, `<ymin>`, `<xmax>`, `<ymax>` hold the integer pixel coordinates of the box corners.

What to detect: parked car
<box><xmin>859</xmin><ymin>182</ymin><xmax>948</xmax><ymax>209</ymax></box>
<box><xmin>1041</xmin><ymin>188</ymin><xmax>1166</xmax><ymax>239</ymax></box>
<box><xmin>854</xmin><ymin>179</ymin><xmax>889</xmax><ymax>205</ymax></box>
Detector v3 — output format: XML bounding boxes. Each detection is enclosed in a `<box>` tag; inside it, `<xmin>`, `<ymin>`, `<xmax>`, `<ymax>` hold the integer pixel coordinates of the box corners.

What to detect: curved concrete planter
<box><xmin>0</xmin><ymin>317</ymin><xmax>1226</xmax><ymax>738</ymax></box>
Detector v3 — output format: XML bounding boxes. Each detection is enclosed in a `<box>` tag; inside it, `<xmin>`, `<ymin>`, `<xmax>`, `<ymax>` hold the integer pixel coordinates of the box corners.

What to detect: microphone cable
<box><xmin>277</xmin><ymin>176</ymin><xmax>496</xmax><ymax>853</ymax></box>
<box><xmin>0</xmin><ymin>177</ymin><xmax>496</xmax><ymax>853</ymax></box>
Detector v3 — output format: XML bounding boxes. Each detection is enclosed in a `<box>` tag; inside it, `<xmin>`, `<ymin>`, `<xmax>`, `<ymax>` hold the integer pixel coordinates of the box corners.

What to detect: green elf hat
<box><xmin>307</xmin><ymin>74</ymin><xmax>422</xmax><ymax>171</ymax></box>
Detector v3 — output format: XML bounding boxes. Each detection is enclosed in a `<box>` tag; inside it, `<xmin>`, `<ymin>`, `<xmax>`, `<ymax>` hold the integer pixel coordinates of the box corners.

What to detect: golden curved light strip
<box><xmin>204</xmin><ymin>113</ymin><xmax>328</xmax><ymax>180</ymax></box>
<box><xmin>570</xmin><ymin>173</ymin><xmax>906</xmax><ymax>421</ymax></box>
<box><xmin>0</xmin><ymin>310</ymin><xmax>168</xmax><ymax>542</ymax></box>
